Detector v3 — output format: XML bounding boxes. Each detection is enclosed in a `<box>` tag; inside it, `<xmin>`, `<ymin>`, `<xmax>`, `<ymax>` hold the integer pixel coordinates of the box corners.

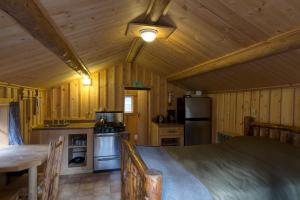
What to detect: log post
<box><xmin>144</xmin><ymin>169</ymin><xmax>162</xmax><ymax>200</ymax></box>
<box><xmin>244</xmin><ymin>116</ymin><xmax>254</xmax><ymax>136</ymax></box>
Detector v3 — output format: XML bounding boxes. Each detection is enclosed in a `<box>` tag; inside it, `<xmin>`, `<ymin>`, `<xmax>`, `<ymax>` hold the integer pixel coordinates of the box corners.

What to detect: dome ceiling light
<box><xmin>140</xmin><ymin>29</ymin><xmax>158</xmax><ymax>42</ymax></box>
<box><xmin>125</xmin><ymin>23</ymin><xmax>176</xmax><ymax>42</ymax></box>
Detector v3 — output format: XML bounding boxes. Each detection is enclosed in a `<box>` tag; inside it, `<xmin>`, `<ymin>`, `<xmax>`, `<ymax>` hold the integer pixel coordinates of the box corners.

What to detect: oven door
<box><xmin>94</xmin><ymin>133</ymin><xmax>120</xmax><ymax>157</ymax></box>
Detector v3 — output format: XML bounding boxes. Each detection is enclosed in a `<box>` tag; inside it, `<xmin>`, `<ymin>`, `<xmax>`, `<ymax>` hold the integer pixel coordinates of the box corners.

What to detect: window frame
<box><xmin>124</xmin><ymin>95</ymin><xmax>135</xmax><ymax>114</ymax></box>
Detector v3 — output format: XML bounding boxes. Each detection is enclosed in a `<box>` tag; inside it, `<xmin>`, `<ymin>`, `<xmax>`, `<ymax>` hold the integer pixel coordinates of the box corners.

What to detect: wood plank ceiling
<box><xmin>0</xmin><ymin>0</ymin><xmax>148</xmax><ymax>87</ymax></box>
<box><xmin>0</xmin><ymin>0</ymin><xmax>300</xmax><ymax>90</ymax></box>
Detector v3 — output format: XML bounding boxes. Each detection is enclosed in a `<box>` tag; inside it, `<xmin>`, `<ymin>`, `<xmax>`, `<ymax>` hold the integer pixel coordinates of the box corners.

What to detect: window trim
<box><xmin>124</xmin><ymin>95</ymin><xmax>134</xmax><ymax>114</ymax></box>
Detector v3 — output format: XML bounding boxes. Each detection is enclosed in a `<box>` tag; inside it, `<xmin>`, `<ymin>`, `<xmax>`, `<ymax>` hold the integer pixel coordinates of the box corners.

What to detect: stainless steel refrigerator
<box><xmin>178</xmin><ymin>97</ymin><xmax>212</xmax><ymax>145</ymax></box>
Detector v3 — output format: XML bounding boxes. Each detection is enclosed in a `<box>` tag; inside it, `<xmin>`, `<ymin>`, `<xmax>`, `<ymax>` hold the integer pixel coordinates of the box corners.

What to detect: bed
<box><xmin>120</xmin><ymin>116</ymin><xmax>300</xmax><ymax>200</ymax></box>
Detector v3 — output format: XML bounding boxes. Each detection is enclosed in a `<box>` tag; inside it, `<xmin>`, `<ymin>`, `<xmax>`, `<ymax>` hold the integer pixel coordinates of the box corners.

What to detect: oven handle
<box><xmin>96</xmin><ymin>157</ymin><xmax>120</xmax><ymax>161</ymax></box>
<box><xmin>94</xmin><ymin>133</ymin><xmax>120</xmax><ymax>137</ymax></box>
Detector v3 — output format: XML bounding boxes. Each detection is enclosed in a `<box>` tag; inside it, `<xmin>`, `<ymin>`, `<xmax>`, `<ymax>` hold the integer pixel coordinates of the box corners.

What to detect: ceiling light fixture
<box><xmin>82</xmin><ymin>75</ymin><xmax>92</xmax><ymax>86</ymax></box>
<box><xmin>140</xmin><ymin>29</ymin><xmax>158</xmax><ymax>42</ymax></box>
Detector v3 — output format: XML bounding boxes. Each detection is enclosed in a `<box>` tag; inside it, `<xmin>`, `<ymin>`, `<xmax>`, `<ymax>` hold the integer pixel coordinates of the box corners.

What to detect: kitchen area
<box><xmin>31</xmin><ymin>111</ymin><xmax>128</xmax><ymax>175</ymax></box>
<box><xmin>31</xmin><ymin>92</ymin><xmax>212</xmax><ymax>176</ymax></box>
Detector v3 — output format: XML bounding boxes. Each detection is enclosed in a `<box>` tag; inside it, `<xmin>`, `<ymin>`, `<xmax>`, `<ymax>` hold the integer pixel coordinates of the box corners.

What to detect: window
<box><xmin>124</xmin><ymin>96</ymin><xmax>134</xmax><ymax>113</ymax></box>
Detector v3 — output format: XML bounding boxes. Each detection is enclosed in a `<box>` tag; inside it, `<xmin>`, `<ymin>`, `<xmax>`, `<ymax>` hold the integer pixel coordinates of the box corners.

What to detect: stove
<box><xmin>93</xmin><ymin>111</ymin><xmax>128</xmax><ymax>171</ymax></box>
<box><xmin>94</xmin><ymin>122</ymin><xmax>125</xmax><ymax>134</ymax></box>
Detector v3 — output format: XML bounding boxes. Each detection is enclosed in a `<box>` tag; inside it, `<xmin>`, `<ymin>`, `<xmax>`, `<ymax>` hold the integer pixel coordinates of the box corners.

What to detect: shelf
<box><xmin>68</xmin><ymin>145</ymin><xmax>87</xmax><ymax>149</ymax></box>
<box><xmin>68</xmin><ymin>162</ymin><xmax>87</xmax><ymax>168</ymax></box>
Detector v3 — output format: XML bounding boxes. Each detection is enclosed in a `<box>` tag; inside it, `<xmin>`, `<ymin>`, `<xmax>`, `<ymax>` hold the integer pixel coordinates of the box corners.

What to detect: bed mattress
<box><xmin>137</xmin><ymin>136</ymin><xmax>300</xmax><ymax>200</ymax></box>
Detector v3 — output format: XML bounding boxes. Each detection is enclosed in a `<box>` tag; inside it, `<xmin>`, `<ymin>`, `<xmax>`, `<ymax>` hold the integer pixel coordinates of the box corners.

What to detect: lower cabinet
<box><xmin>151</xmin><ymin>123</ymin><xmax>184</xmax><ymax>146</ymax></box>
<box><xmin>31</xmin><ymin>128</ymin><xmax>93</xmax><ymax>175</ymax></box>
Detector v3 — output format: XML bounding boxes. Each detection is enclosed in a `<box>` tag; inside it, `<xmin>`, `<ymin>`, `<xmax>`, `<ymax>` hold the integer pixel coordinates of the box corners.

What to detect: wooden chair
<box><xmin>6</xmin><ymin>136</ymin><xmax>64</xmax><ymax>200</ymax></box>
<box><xmin>41</xmin><ymin>136</ymin><xmax>64</xmax><ymax>200</ymax></box>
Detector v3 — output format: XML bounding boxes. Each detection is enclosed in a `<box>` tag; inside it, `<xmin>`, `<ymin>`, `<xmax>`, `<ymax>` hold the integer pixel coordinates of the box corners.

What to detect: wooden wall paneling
<box><xmin>294</xmin><ymin>87</ymin><xmax>300</xmax><ymax>127</ymax></box>
<box><xmin>89</xmin><ymin>72</ymin><xmax>99</xmax><ymax>117</ymax></box>
<box><xmin>123</xmin><ymin>63</ymin><xmax>132</xmax><ymax>86</ymax></box>
<box><xmin>107</xmin><ymin>66</ymin><xmax>116</xmax><ymax>111</ymax></box>
<box><xmin>52</xmin><ymin>87</ymin><xmax>60</xmax><ymax>119</ymax></box>
<box><xmin>250</xmin><ymin>90</ymin><xmax>260</xmax><ymax>119</ymax></box>
<box><xmin>259</xmin><ymin>90</ymin><xmax>270</xmax><ymax>136</ymax></box>
<box><xmin>0</xmin><ymin>87</ymin><xmax>5</xmax><ymax>98</ymax></box>
<box><xmin>155</xmin><ymin>75</ymin><xmax>161</xmax><ymax>116</ymax></box>
<box><xmin>12</xmin><ymin>88</ymin><xmax>19</xmax><ymax>102</ymax></box>
<box><xmin>281</xmin><ymin>88</ymin><xmax>295</xmax><ymax>126</ymax></box>
<box><xmin>269</xmin><ymin>88</ymin><xmax>282</xmax><ymax>138</ymax></box>
<box><xmin>208</xmin><ymin>93</ymin><xmax>217</xmax><ymax>142</ymax></box>
<box><xmin>216</xmin><ymin>93</ymin><xmax>225</xmax><ymax>133</ymax></box>
<box><xmin>243</xmin><ymin>91</ymin><xmax>251</xmax><ymax>117</ymax></box>
<box><xmin>280</xmin><ymin>87</ymin><xmax>294</xmax><ymax>140</ymax></box>
<box><xmin>148</xmin><ymin>72</ymin><xmax>155</xmax><ymax>118</ymax></box>
<box><xmin>23</xmin><ymin>89</ymin><xmax>29</xmax><ymax>143</ymax></box>
<box><xmin>137</xmin><ymin>64</ymin><xmax>144</xmax><ymax>84</ymax></box>
<box><xmin>80</xmin><ymin>82</ymin><xmax>90</xmax><ymax>119</ymax></box>
<box><xmin>60</xmin><ymin>83</ymin><xmax>70</xmax><ymax>119</ymax></box>
<box><xmin>115</xmin><ymin>64</ymin><xmax>124</xmax><ymax>111</ymax></box>
<box><xmin>223</xmin><ymin>93</ymin><xmax>230</xmax><ymax>132</ymax></box>
<box><xmin>229</xmin><ymin>93</ymin><xmax>237</xmax><ymax>133</ymax></box>
<box><xmin>160</xmin><ymin>77</ymin><xmax>167</xmax><ymax>115</ymax></box>
<box><xmin>235</xmin><ymin>92</ymin><xmax>244</xmax><ymax>135</ymax></box>
<box><xmin>70</xmin><ymin>79</ymin><xmax>80</xmax><ymax>118</ymax></box>
<box><xmin>5</xmin><ymin>87</ymin><xmax>11</xmax><ymax>98</ymax></box>
<box><xmin>131</xmin><ymin>63</ymin><xmax>138</xmax><ymax>83</ymax></box>
<box><xmin>99</xmin><ymin>69</ymin><xmax>107</xmax><ymax>110</ymax></box>
<box><xmin>38</xmin><ymin>91</ymin><xmax>43</xmax><ymax>125</ymax></box>
<box><xmin>143</xmin><ymin>68</ymin><xmax>151</xmax><ymax>87</ymax></box>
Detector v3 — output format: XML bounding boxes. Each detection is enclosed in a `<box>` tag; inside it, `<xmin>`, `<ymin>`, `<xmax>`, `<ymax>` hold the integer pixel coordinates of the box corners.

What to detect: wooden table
<box><xmin>0</xmin><ymin>145</ymin><xmax>48</xmax><ymax>200</ymax></box>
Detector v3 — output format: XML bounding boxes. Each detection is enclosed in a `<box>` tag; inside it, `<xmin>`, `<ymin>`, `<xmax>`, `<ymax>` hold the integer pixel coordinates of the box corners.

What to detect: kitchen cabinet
<box><xmin>151</xmin><ymin>122</ymin><xmax>184</xmax><ymax>146</ymax></box>
<box><xmin>31</xmin><ymin>127</ymin><xmax>93</xmax><ymax>175</ymax></box>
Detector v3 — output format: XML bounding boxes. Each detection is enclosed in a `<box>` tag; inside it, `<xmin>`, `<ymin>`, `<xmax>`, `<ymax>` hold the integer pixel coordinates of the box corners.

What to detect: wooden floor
<box><xmin>58</xmin><ymin>171</ymin><xmax>121</xmax><ymax>200</ymax></box>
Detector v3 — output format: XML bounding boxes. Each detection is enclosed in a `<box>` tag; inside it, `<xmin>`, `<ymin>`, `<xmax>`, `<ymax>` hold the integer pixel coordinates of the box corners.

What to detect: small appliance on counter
<box><xmin>93</xmin><ymin>111</ymin><xmax>128</xmax><ymax>172</ymax></box>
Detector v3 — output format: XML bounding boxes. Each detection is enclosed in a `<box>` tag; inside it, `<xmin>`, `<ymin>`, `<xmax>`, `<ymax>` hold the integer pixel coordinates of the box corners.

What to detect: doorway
<box><xmin>124</xmin><ymin>89</ymin><xmax>150</xmax><ymax>145</ymax></box>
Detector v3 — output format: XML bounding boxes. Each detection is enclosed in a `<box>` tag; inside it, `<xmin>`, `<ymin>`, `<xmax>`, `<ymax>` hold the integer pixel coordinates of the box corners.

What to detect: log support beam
<box><xmin>167</xmin><ymin>27</ymin><xmax>300</xmax><ymax>81</ymax></box>
<box><xmin>0</xmin><ymin>0</ymin><xmax>90</xmax><ymax>77</ymax></box>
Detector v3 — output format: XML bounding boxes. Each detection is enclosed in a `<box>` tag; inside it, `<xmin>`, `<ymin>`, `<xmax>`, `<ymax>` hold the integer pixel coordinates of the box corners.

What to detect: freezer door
<box><xmin>185</xmin><ymin>97</ymin><xmax>211</xmax><ymax>119</ymax></box>
<box><xmin>185</xmin><ymin>120</ymin><xmax>211</xmax><ymax>145</ymax></box>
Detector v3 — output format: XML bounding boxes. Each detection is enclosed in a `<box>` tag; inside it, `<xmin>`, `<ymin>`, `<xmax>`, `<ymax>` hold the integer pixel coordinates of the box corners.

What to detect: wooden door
<box><xmin>137</xmin><ymin>90</ymin><xmax>149</xmax><ymax>145</ymax></box>
<box><xmin>124</xmin><ymin>91</ymin><xmax>138</xmax><ymax>144</ymax></box>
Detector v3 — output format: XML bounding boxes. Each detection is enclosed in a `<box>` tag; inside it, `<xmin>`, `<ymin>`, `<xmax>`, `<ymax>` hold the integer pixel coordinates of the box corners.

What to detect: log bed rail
<box><xmin>121</xmin><ymin>139</ymin><xmax>162</xmax><ymax>200</ymax></box>
<box><xmin>244</xmin><ymin>116</ymin><xmax>300</xmax><ymax>146</ymax></box>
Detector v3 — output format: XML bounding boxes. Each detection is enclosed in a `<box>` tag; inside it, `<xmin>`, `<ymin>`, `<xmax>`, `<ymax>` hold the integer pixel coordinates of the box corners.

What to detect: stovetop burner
<box><xmin>94</xmin><ymin>122</ymin><xmax>125</xmax><ymax>133</ymax></box>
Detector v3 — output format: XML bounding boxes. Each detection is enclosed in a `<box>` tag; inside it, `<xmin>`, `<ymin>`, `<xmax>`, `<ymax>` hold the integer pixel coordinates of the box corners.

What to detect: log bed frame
<box><xmin>121</xmin><ymin>116</ymin><xmax>300</xmax><ymax>200</ymax></box>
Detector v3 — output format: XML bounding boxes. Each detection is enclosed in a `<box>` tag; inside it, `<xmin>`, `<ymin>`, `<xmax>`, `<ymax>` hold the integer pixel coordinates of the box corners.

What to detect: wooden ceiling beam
<box><xmin>125</xmin><ymin>0</ymin><xmax>171</xmax><ymax>63</ymax></box>
<box><xmin>0</xmin><ymin>0</ymin><xmax>90</xmax><ymax>77</ymax></box>
<box><xmin>167</xmin><ymin>27</ymin><xmax>300</xmax><ymax>82</ymax></box>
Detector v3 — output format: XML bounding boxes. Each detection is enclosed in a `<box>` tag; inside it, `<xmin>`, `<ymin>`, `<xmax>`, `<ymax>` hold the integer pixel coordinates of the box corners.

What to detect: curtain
<box><xmin>8</xmin><ymin>102</ymin><xmax>23</xmax><ymax>145</ymax></box>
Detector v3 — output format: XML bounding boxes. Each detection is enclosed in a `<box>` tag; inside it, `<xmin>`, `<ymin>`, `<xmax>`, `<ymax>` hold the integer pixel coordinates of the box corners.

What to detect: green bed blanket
<box><xmin>164</xmin><ymin>136</ymin><xmax>300</xmax><ymax>200</ymax></box>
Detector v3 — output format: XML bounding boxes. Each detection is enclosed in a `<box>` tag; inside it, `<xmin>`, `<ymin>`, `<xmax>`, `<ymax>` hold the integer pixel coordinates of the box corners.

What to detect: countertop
<box><xmin>152</xmin><ymin>122</ymin><xmax>184</xmax><ymax>128</ymax></box>
<box><xmin>32</xmin><ymin>122</ymin><xmax>95</xmax><ymax>130</ymax></box>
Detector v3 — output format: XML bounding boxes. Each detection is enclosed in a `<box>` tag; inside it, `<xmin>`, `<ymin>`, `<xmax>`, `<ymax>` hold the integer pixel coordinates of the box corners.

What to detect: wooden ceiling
<box><xmin>0</xmin><ymin>0</ymin><xmax>300</xmax><ymax>90</ymax></box>
<box><xmin>175</xmin><ymin>48</ymin><xmax>300</xmax><ymax>91</ymax></box>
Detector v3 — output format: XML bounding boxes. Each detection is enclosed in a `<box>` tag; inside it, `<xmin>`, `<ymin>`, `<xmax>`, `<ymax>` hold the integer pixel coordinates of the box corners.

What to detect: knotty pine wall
<box><xmin>44</xmin><ymin>63</ymin><xmax>185</xmax><ymax>120</ymax></box>
<box><xmin>0</xmin><ymin>84</ymin><xmax>45</xmax><ymax>144</ymax></box>
<box><xmin>208</xmin><ymin>86</ymin><xmax>300</xmax><ymax>142</ymax></box>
